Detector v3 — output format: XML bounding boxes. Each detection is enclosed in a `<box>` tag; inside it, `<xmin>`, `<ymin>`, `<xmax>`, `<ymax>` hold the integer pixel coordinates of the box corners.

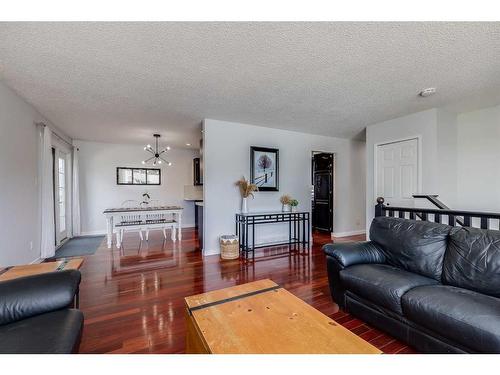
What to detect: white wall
<box><xmin>0</xmin><ymin>81</ymin><xmax>45</xmax><ymax>265</ymax></box>
<box><xmin>457</xmin><ymin>105</ymin><xmax>500</xmax><ymax>212</ymax></box>
<box><xmin>203</xmin><ymin>119</ymin><xmax>366</xmax><ymax>255</ymax></box>
<box><xmin>366</xmin><ymin>105</ymin><xmax>500</xmax><ymax>231</ymax></box>
<box><xmin>365</xmin><ymin>109</ymin><xmax>439</xmax><ymax>230</ymax></box>
<box><xmin>436</xmin><ymin>109</ymin><xmax>458</xmax><ymax>208</ymax></box>
<box><xmin>76</xmin><ymin>140</ymin><xmax>198</xmax><ymax>235</ymax></box>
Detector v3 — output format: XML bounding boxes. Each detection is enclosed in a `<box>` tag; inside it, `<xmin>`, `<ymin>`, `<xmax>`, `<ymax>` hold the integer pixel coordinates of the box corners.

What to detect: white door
<box><xmin>54</xmin><ymin>149</ymin><xmax>70</xmax><ymax>245</ymax></box>
<box><xmin>376</xmin><ymin>138</ymin><xmax>419</xmax><ymax>207</ymax></box>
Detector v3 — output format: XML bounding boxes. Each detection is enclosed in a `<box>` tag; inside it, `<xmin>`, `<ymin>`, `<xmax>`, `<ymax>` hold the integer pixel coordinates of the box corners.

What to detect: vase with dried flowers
<box><xmin>236</xmin><ymin>177</ymin><xmax>258</xmax><ymax>214</ymax></box>
<box><xmin>280</xmin><ymin>194</ymin><xmax>292</xmax><ymax>212</ymax></box>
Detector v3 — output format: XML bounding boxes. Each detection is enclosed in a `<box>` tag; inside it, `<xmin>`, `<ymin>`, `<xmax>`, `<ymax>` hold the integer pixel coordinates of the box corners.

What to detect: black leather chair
<box><xmin>324</xmin><ymin>217</ymin><xmax>500</xmax><ymax>353</ymax></box>
<box><xmin>0</xmin><ymin>269</ymin><xmax>84</xmax><ymax>354</ymax></box>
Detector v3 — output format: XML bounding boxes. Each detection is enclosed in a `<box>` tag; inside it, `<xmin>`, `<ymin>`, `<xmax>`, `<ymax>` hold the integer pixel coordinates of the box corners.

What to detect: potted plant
<box><xmin>236</xmin><ymin>177</ymin><xmax>258</xmax><ymax>214</ymax></box>
<box><xmin>280</xmin><ymin>194</ymin><xmax>292</xmax><ymax>212</ymax></box>
<box><xmin>290</xmin><ymin>199</ymin><xmax>299</xmax><ymax>212</ymax></box>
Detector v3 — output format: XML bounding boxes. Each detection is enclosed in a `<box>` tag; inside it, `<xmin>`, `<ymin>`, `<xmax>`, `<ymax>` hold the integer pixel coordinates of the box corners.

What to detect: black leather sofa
<box><xmin>324</xmin><ymin>216</ymin><xmax>500</xmax><ymax>353</ymax></box>
<box><xmin>0</xmin><ymin>270</ymin><xmax>84</xmax><ymax>354</ymax></box>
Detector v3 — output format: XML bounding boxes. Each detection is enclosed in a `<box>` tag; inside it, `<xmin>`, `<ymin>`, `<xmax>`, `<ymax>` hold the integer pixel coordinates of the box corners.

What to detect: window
<box><xmin>116</xmin><ymin>167</ymin><xmax>161</xmax><ymax>185</ymax></box>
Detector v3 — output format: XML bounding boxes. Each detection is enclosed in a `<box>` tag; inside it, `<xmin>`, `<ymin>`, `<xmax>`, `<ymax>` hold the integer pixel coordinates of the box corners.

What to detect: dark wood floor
<box><xmin>78</xmin><ymin>228</ymin><xmax>416</xmax><ymax>354</ymax></box>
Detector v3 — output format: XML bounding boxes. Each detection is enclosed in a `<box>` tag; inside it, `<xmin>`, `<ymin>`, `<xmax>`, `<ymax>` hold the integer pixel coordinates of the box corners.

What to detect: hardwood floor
<box><xmin>77</xmin><ymin>228</ymin><xmax>416</xmax><ymax>354</ymax></box>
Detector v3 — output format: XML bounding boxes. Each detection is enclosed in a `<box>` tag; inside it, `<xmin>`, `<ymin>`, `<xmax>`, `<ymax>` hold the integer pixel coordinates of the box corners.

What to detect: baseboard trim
<box><xmin>203</xmin><ymin>249</ymin><xmax>219</xmax><ymax>257</ymax></box>
<box><xmin>331</xmin><ymin>230</ymin><xmax>366</xmax><ymax>238</ymax></box>
<box><xmin>80</xmin><ymin>230</ymin><xmax>107</xmax><ymax>236</ymax></box>
<box><xmin>30</xmin><ymin>257</ymin><xmax>43</xmax><ymax>264</ymax></box>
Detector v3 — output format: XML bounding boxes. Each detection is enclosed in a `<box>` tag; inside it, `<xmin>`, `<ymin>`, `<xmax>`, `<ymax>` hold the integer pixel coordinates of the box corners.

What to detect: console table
<box><xmin>235</xmin><ymin>211</ymin><xmax>310</xmax><ymax>259</ymax></box>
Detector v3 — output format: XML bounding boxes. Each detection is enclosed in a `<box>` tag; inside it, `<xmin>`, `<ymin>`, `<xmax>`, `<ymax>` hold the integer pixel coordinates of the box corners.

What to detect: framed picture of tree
<box><xmin>250</xmin><ymin>146</ymin><xmax>279</xmax><ymax>191</ymax></box>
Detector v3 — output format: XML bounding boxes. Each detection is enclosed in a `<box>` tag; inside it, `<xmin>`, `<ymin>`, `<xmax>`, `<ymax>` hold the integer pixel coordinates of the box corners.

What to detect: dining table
<box><xmin>103</xmin><ymin>205</ymin><xmax>183</xmax><ymax>248</ymax></box>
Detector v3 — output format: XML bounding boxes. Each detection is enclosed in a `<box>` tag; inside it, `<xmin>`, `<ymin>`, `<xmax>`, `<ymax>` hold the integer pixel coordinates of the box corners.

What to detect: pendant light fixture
<box><xmin>142</xmin><ymin>134</ymin><xmax>172</xmax><ymax>166</ymax></box>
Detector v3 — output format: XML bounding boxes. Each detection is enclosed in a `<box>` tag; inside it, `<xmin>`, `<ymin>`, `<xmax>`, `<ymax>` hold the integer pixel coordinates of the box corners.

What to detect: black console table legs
<box><xmin>235</xmin><ymin>212</ymin><xmax>311</xmax><ymax>259</ymax></box>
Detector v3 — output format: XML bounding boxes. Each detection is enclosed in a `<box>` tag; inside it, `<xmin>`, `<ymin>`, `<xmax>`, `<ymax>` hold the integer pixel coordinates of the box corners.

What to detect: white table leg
<box><xmin>177</xmin><ymin>211</ymin><xmax>182</xmax><ymax>240</ymax></box>
<box><xmin>106</xmin><ymin>216</ymin><xmax>113</xmax><ymax>248</ymax></box>
<box><xmin>171</xmin><ymin>225</ymin><xmax>177</xmax><ymax>242</ymax></box>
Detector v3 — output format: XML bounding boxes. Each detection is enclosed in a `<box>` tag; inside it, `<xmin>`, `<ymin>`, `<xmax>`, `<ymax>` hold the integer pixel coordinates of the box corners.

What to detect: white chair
<box><xmin>144</xmin><ymin>212</ymin><xmax>177</xmax><ymax>242</ymax></box>
<box><xmin>116</xmin><ymin>201</ymin><xmax>144</xmax><ymax>248</ymax></box>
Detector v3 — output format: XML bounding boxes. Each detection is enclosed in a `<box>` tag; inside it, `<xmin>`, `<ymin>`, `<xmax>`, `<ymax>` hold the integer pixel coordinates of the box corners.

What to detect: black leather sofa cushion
<box><xmin>369</xmin><ymin>217</ymin><xmax>451</xmax><ymax>280</ymax></box>
<box><xmin>0</xmin><ymin>270</ymin><xmax>81</xmax><ymax>326</ymax></box>
<box><xmin>443</xmin><ymin>227</ymin><xmax>500</xmax><ymax>298</ymax></box>
<box><xmin>339</xmin><ymin>264</ymin><xmax>438</xmax><ymax>314</ymax></box>
<box><xmin>0</xmin><ymin>309</ymin><xmax>84</xmax><ymax>354</ymax></box>
<box><xmin>402</xmin><ymin>285</ymin><xmax>500</xmax><ymax>353</ymax></box>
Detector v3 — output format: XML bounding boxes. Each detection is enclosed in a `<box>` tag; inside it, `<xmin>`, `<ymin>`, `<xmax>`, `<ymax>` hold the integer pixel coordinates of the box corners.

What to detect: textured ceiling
<box><xmin>0</xmin><ymin>22</ymin><xmax>500</xmax><ymax>146</ymax></box>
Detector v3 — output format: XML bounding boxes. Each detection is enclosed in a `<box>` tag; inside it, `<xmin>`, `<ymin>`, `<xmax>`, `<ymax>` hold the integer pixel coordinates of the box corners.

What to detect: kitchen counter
<box><xmin>184</xmin><ymin>185</ymin><xmax>203</xmax><ymax>201</ymax></box>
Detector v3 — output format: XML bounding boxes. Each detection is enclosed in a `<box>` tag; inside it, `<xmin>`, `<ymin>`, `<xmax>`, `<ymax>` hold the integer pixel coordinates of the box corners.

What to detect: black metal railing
<box><xmin>412</xmin><ymin>194</ymin><xmax>465</xmax><ymax>226</ymax></box>
<box><xmin>375</xmin><ymin>197</ymin><xmax>500</xmax><ymax>230</ymax></box>
<box><xmin>412</xmin><ymin>194</ymin><xmax>449</xmax><ymax>209</ymax></box>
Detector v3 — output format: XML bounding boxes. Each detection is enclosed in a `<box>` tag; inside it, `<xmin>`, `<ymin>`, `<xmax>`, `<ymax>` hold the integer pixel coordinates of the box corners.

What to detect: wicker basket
<box><xmin>220</xmin><ymin>235</ymin><xmax>239</xmax><ymax>260</ymax></box>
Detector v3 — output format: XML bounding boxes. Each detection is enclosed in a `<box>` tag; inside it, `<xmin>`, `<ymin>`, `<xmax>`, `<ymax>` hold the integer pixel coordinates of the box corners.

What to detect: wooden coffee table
<box><xmin>0</xmin><ymin>258</ymin><xmax>84</xmax><ymax>282</ymax></box>
<box><xmin>184</xmin><ymin>279</ymin><xmax>381</xmax><ymax>354</ymax></box>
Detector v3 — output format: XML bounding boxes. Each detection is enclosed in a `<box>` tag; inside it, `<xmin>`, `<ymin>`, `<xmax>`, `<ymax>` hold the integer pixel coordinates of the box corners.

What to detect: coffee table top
<box><xmin>0</xmin><ymin>258</ymin><xmax>84</xmax><ymax>282</ymax></box>
<box><xmin>185</xmin><ymin>279</ymin><xmax>381</xmax><ymax>354</ymax></box>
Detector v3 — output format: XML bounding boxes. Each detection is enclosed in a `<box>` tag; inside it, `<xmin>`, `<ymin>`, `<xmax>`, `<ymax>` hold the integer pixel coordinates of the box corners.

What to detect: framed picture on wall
<box><xmin>250</xmin><ymin>146</ymin><xmax>279</xmax><ymax>191</ymax></box>
<box><xmin>116</xmin><ymin>167</ymin><xmax>161</xmax><ymax>185</ymax></box>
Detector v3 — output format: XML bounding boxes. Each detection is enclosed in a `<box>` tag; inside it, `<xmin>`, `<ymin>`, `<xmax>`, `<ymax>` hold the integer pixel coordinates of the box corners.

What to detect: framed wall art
<box><xmin>250</xmin><ymin>146</ymin><xmax>279</xmax><ymax>191</ymax></box>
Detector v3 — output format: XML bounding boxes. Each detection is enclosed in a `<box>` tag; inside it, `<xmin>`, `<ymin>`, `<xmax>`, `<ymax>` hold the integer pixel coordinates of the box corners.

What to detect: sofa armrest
<box><xmin>323</xmin><ymin>241</ymin><xmax>386</xmax><ymax>268</ymax></box>
<box><xmin>0</xmin><ymin>270</ymin><xmax>81</xmax><ymax>326</ymax></box>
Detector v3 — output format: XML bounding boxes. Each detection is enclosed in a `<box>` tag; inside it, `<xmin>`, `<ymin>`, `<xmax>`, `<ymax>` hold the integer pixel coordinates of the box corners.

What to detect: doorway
<box><xmin>52</xmin><ymin>147</ymin><xmax>71</xmax><ymax>246</ymax></box>
<box><xmin>375</xmin><ymin>138</ymin><xmax>419</xmax><ymax>207</ymax></box>
<box><xmin>311</xmin><ymin>152</ymin><xmax>334</xmax><ymax>232</ymax></box>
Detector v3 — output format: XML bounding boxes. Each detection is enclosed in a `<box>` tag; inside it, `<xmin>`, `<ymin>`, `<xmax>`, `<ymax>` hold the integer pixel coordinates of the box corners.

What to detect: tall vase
<box><xmin>241</xmin><ymin>197</ymin><xmax>248</xmax><ymax>214</ymax></box>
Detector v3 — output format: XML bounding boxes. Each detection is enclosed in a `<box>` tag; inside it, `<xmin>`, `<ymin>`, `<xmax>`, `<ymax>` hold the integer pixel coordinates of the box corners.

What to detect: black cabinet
<box><xmin>195</xmin><ymin>203</ymin><xmax>203</xmax><ymax>249</ymax></box>
<box><xmin>312</xmin><ymin>153</ymin><xmax>333</xmax><ymax>232</ymax></box>
<box><xmin>193</xmin><ymin>158</ymin><xmax>203</xmax><ymax>185</ymax></box>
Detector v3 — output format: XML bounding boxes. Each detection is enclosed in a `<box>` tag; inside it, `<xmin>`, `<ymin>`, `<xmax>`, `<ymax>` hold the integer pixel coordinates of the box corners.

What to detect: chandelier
<box><xmin>142</xmin><ymin>134</ymin><xmax>172</xmax><ymax>166</ymax></box>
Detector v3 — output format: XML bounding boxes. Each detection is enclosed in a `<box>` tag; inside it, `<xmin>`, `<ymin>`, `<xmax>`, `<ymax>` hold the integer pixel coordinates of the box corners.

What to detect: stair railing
<box><xmin>375</xmin><ymin>197</ymin><xmax>500</xmax><ymax>230</ymax></box>
<box><xmin>412</xmin><ymin>195</ymin><xmax>464</xmax><ymax>226</ymax></box>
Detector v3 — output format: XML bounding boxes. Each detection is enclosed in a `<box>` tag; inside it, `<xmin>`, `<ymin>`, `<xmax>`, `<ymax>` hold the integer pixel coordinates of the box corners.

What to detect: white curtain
<box><xmin>40</xmin><ymin>125</ymin><xmax>55</xmax><ymax>258</ymax></box>
<box><xmin>72</xmin><ymin>146</ymin><xmax>81</xmax><ymax>236</ymax></box>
